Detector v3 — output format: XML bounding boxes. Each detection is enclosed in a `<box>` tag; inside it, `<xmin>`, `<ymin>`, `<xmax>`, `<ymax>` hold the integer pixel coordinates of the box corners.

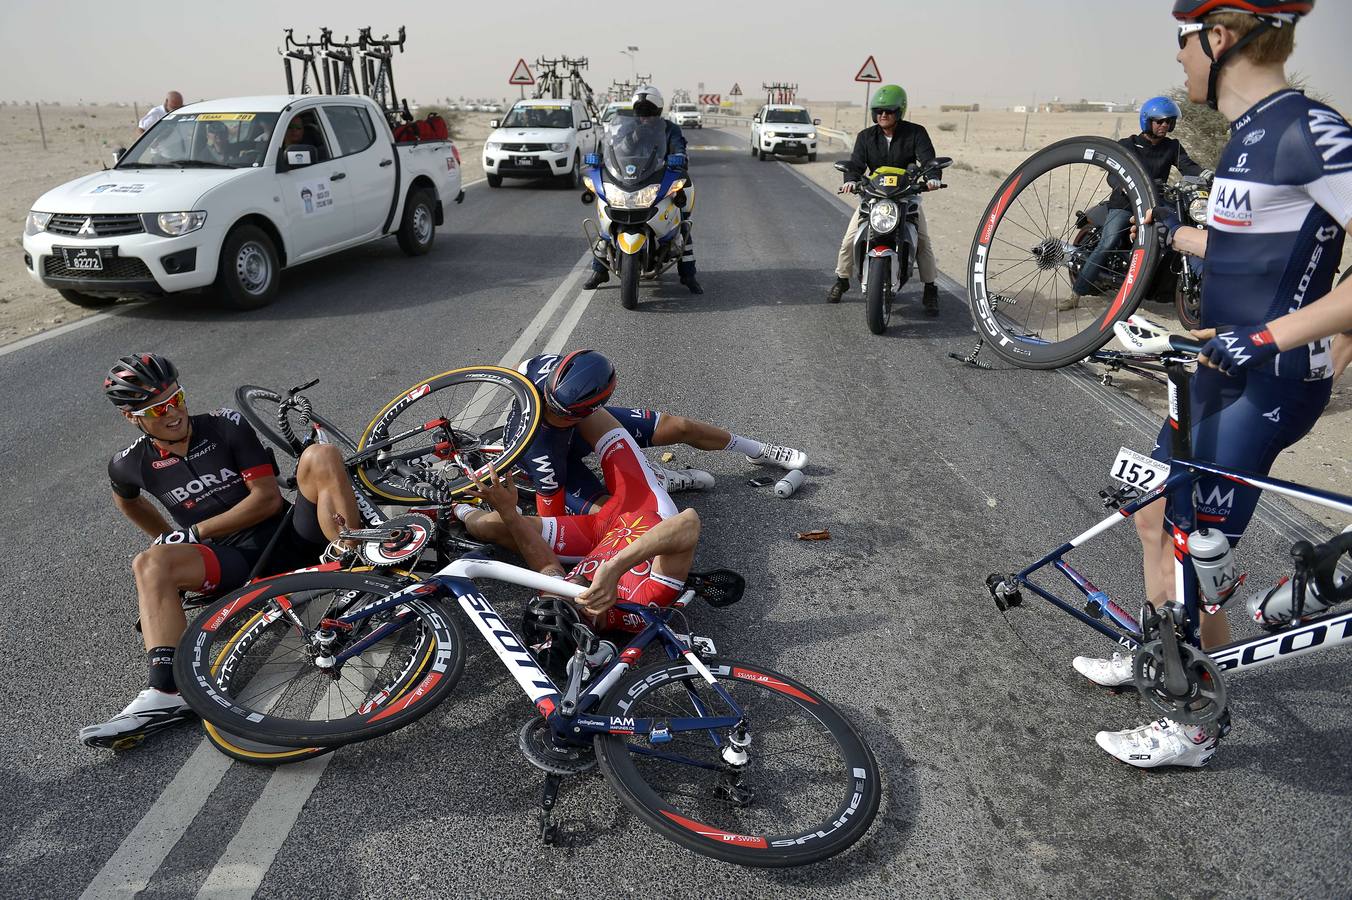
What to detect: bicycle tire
<box><xmin>967</xmin><ymin>136</ymin><xmax>1161</xmax><ymax>369</ymax></box>
<box><xmin>202</xmin><ymin>721</ymin><xmax>334</xmax><ymax>766</ymax></box>
<box><xmin>594</xmin><ymin>659</ymin><xmax>881</xmax><ymax>867</ymax></box>
<box><xmin>356</xmin><ymin>365</ymin><xmax>542</xmax><ymax>505</ymax></box>
<box><xmin>235</xmin><ymin>385</ymin><xmax>360</xmax><ymax>459</ymax></box>
<box><xmin>175</xmin><ymin>570</ymin><xmax>464</xmax><ymax>748</ymax></box>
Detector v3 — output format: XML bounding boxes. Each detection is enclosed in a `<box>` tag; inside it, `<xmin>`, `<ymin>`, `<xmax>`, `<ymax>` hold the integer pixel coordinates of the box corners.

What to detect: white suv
<box><xmin>750</xmin><ymin>105</ymin><xmax>820</xmax><ymax>162</ymax></box>
<box><xmin>668</xmin><ymin>103</ymin><xmax>702</xmax><ymax>129</ymax></box>
<box><xmin>483</xmin><ymin>99</ymin><xmax>597</xmax><ymax>188</ymax></box>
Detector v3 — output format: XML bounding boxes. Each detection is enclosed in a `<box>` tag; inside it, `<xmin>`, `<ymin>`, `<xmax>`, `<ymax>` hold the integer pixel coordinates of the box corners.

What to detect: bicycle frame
<box><xmin>1004</xmin><ymin>356</ymin><xmax>1352</xmax><ymax>678</ymax></box>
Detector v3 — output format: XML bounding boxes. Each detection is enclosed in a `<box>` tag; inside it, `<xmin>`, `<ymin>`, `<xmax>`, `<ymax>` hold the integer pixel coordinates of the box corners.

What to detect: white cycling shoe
<box><xmin>1095</xmin><ymin>717</ymin><xmax>1222</xmax><ymax>769</ymax></box>
<box><xmin>79</xmin><ymin>688</ymin><xmax>193</xmax><ymax>750</ymax></box>
<box><xmin>747</xmin><ymin>443</ymin><xmax>807</xmax><ymax>471</ymax></box>
<box><xmin>652</xmin><ymin>463</ymin><xmax>715</xmax><ymax>493</ymax></box>
<box><xmin>1071</xmin><ymin>652</ymin><xmax>1135</xmax><ymax>688</ymax></box>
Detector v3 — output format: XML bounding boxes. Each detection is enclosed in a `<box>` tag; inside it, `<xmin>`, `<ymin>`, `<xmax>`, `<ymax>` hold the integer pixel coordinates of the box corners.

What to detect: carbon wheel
<box><xmin>235</xmin><ymin>384</ymin><xmax>359</xmax><ymax>460</ymax></box>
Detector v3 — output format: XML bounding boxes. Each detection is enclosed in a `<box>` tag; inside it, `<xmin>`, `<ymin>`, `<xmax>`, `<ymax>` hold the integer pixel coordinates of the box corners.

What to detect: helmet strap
<box><xmin>1201</xmin><ymin>16</ymin><xmax>1277</xmax><ymax>111</ymax></box>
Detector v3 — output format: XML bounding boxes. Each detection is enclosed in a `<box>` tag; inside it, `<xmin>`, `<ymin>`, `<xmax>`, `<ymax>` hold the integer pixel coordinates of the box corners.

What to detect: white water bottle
<box><xmin>1189</xmin><ymin>528</ymin><xmax>1237</xmax><ymax>607</ymax></box>
<box><xmin>774</xmin><ymin>469</ymin><xmax>805</xmax><ymax>498</ymax></box>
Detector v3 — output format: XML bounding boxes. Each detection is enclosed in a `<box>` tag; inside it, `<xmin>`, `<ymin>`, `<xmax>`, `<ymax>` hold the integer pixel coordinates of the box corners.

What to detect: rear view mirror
<box><xmin>580</xmin><ymin>190</ymin><xmax>594</xmax><ymax>205</ymax></box>
<box><xmin>112</xmin><ymin>147</ymin><xmax>126</xmax><ymax>165</ymax></box>
<box><xmin>284</xmin><ymin>147</ymin><xmax>314</xmax><ymax>169</ymax></box>
<box><xmin>833</xmin><ymin>162</ymin><xmax>849</xmax><ymax>174</ymax></box>
<box><xmin>579</xmin><ymin>120</ymin><xmax>592</xmax><ymax>130</ymax></box>
<box><xmin>813</xmin><ymin>118</ymin><xmax>822</xmax><ymax>126</ymax></box>
<box><xmin>931</xmin><ymin>157</ymin><xmax>954</xmax><ymax>170</ymax></box>
<box><xmin>488</xmin><ymin>119</ymin><xmax>500</xmax><ymax>129</ymax></box>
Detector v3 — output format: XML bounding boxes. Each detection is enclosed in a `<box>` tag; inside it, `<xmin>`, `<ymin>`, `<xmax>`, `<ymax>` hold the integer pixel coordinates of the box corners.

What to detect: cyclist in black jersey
<box><xmin>80</xmin><ymin>354</ymin><xmax>364</xmax><ymax>750</ymax></box>
<box><xmin>1076</xmin><ymin>0</ymin><xmax>1352</xmax><ymax>770</ymax></box>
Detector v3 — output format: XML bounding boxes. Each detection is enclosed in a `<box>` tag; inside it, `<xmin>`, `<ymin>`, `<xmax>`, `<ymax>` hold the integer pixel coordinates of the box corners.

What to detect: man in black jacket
<box><xmin>1060</xmin><ymin>95</ymin><xmax>1209</xmax><ymax>309</ymax></box>
<box><xmin>826</xmin><ymin>84</ymin><xmax>943</xmax><ymax>314</ymax></box>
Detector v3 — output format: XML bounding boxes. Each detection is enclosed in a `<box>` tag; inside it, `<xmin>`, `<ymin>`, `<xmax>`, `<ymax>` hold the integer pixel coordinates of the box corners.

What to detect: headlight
<box><xmin>603</xmin><ymin>183</ymin><xmax>660</xmax><ymax>209</ymax></box>
<box><xmin>24</xmin><ymin>211</ymin><xmax>53</xmax><ymax>236</ymax></box>
<box><xmin>549</xmin><ymin>143</ymin><xmax>568</xmax><ymax>153</ymax></box>
<box><xmin>807</xmin><ymin>131</ymin><xmax>817</xmax><ymax>140</ymax></box>
<box><xmin>1188</xmin><ymin>197</ymin><xmax>1209</xmax><ymax>224</ymax></box>
<box><xmin>149</xmin><ymin>211</ymin><xmax>207</xmax><ymax>236</ymax></box>
<box><xmin>869</xmin><ymin>200</ymin><xmax>900</xmax><ymax>234</ymax></box>
<box><xmin>485</xmin><ymin>141</ymin><xmax>502</xmax><ymax>152</ymax></box>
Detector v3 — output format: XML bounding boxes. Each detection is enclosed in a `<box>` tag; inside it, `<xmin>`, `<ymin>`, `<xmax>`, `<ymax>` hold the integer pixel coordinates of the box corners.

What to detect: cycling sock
<box><xmin>724</xmin><ymin>434</ymin><xmax>764</xmax><ymax>457</ymax></box>
<box><xmin>147</xmin><ymin>646</ymin><xmax>177</xmax><ymax>693</ymax></box>
<box><xmin>453</xmin><ymin>503</ymin><xmax>480</xmax><ymax>524</ymax></box>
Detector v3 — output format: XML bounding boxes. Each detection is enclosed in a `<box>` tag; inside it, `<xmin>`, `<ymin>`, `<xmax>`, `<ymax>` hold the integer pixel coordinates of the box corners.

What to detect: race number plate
<box><xmin>881</xmin><ymin>175</ymin><xmax>899</xmax><ymax>187</ymax></box>
<box><xmin>59</xmin><ymin>246</ymin><xmax>107</xmax><ymax>271</ymax></box>
<box><xmin>1109</xmin><ymin>446</ymin><xmax>1169</xmax><ymax>491</ymax></box>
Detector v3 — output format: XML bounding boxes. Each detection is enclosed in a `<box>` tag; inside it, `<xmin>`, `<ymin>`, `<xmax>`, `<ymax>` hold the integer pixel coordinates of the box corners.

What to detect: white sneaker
<box><xmin>652</xmin><ymin>463</ymin><xmax>715</xmax><ymax>493</ymax></box>
<box><xmin>1095</xmin><ymin>717</ymin><xmax>1221</xmax><ymax>769</ymax></box>
<box><xmin>747</xmin><ymin>444</ymin><xmax>807</xmax><ymax>471</ymax></box>
<box><xmin>79</xmin><ymin>688</ymin><xmax>193</xmax><ymax>749</ymax></box>
<box><xmin>1072</xmin><ymin>652</ymin><xmax>1134</xmax><ymax>688</ymax></box>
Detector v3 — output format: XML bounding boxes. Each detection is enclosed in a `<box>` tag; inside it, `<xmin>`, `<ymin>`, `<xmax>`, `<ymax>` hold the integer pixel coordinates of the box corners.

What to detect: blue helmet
<box><xmin>543</xmin><ymin>350</ymin><xmax>616</xmax><ymax>419</ymax></box>
<box><xmin>1140</xmin><ymin>96</ymin><xmax>1181</xmax><ymax>133</ymax></box>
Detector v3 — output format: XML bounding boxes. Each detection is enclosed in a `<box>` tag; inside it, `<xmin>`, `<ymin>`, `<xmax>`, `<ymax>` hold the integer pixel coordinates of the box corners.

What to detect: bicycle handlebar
<box><xmin>1293</xmin><ymin>531</ymin><xmax>1352</xmax><ymax>604</ymax></box>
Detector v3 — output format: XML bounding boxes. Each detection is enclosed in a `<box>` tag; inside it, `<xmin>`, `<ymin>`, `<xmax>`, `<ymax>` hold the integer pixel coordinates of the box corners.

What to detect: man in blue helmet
<box><xmin>1060</xmin><ymin>95</ymin><xmax>1210</xmax><ymax>309</ymax></box>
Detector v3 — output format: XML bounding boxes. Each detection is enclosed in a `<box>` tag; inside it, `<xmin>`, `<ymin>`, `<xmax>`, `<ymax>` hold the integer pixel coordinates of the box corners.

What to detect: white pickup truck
<box><xmin>482</xmin><ymin>98</ymin><xmax>597</xmax><ymax>189</ymax></box>
<box><xmin>22</xmin><ymin>94</ymin><xmax>463</xmax><ymax>310</ymax></box>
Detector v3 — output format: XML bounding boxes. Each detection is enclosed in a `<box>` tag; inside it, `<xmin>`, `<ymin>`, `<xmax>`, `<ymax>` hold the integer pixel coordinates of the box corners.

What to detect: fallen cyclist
<box><xmin>514</xmin><ymin>349</ymin><xmax>807</xmax><ymax>517</ymax></box>
<box><xmin>81</xmin><ymin>353</ymin><xmax>363</xmax><ymax>749</ymax></box>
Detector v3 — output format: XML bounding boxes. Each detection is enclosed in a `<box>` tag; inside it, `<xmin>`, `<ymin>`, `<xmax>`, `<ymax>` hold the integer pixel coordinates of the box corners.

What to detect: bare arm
<box><xmin>1266</xmin><ymin>267</ymin><xmax>1352</xmax><ymax>352</ymax></box>
<box><xmin>114</xmin><ymin>492</ymin><xmax>172</xmax><ymax>539</ymax></box>
<box><xmin>577</xmin><ymin>508</ymin><xmax>701</xmax><ymax>616</ymax></box>
<box><xmin>191</xmin><ymin>476</ymin><xmax>285</xmax><ymax>540</ymax></box>
<box><xmin>1171</xmin><ymin>226</ymin><xmax>1208</xmax><ymax>259</ymax></box>
<box><xmin>465</xmin><ymin>466</ymin><xmax>565</xmax><ymax>577</ymax></box>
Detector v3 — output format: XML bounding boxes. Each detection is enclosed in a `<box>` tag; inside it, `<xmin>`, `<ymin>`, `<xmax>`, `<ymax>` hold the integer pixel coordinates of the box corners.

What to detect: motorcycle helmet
<box><xmin>1172</xmin><ymin>1</ymin><xmax>1313</xmax><ymax>109</ymax></box>
<box><xmin>543</xmin><ymin>349</ymin><xmax>617</xmax><ymax>419</ymax></box>
<box><xmin>870</xmin><ymin>84</ymin><xmax>908</xmax><ymax>122</ymax></box>
<box><xmin>1139</xmin><ymin>96</ymin><xmax>1182</xmax><ymax>132</ymax></box>
<box><xmin>103</xmin><ymin>353</ymin><xmax>179</xmax><ymax>408</ymax></box>
<box><xmin>631</xmin><ymin>85</ymin><xmax>664</xmax><ymax>117</ymax></box>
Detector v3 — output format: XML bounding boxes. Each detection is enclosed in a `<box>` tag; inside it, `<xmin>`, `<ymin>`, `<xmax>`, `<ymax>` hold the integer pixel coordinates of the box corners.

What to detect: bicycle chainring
<box><xmin>1132</xmin><ymin>640</ymin><xmax>1228</xmax><ymax>726</ymax></box>
<box><xmin>518</xmin><ymin>716</ymin><xmax>596</xmax><ymax>775</ymax></box>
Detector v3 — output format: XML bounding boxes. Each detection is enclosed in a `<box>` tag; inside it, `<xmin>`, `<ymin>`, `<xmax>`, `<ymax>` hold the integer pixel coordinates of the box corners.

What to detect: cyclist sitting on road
<box><xmin>584</xmin><ymin>85</ymin><xmax>704</xmax><ymax>296</ymax></box>
<box><xmin>513</xmin><ymin>350</ymin><xmax>807</xmax><ymax>517</ymax></box>
<box><xmin>80</xmin><ymin>354</ymin><xmax>363</xmax><ymax>750</ymax></box>
<box><xmin>1060</xmin><ymin>96</ymin><xmax>1208</xmax><ymax>311</ymax></box>
<box><xmin>826</xmin><ymin>84</ymin><xmax>944</xmax><ymax>315</ymax></box>
<box><xmin>1079</xmin><ymin>0</ymin><xmax>1352</xmax><ymax>770</ymax></box>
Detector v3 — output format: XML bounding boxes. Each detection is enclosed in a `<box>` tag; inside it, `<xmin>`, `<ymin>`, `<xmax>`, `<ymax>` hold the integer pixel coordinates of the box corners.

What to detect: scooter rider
<box><xmin>584</xmin><ymin>85</ymin><xmax>703</xmax><ymax>295</ymax></box>
<box><xmin>826</xmin><ymin>84</ymin><xmax>943</xmax><ymax>315</ymax></box>
<box><xmin>1060</xmin><ymin>96</ymin><xmax>1209</xmax><ymax>310</ymax></box>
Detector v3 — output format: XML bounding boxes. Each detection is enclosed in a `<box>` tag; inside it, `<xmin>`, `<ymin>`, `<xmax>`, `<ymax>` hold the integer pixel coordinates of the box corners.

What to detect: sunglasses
<box><xmin>1149</xmin><ymin>117</ymin><xmax>1178</xmax><ymax>127</ymax></box>
<box><xmin>1177</xmin><ymin>21</ymin><xmax>1206</xmax><ymax>49</ymax></box>
<box><xmin>872</xmin><ymin>109</ymin><xmax>898</xmax><ymax>117</ymax></box>
<box><xmin>130</xmin><ymin>388</ymin><xmax>186</xmax><ymax>418</ymax></box>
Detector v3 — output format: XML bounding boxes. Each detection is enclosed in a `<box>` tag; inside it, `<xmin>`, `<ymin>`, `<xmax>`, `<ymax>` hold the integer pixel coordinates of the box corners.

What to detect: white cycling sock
<box><xmin>724</xmin><ymin>434</ymin><xmax>764</xmax><ymax>457</ymax></box>
<box><xmin>453</xmin><ymin>503</ymin><xmax>480</xmax><ymax>524</ymax></box>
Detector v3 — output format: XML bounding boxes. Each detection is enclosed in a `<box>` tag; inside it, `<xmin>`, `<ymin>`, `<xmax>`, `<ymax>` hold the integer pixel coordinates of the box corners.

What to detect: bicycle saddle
<box><xmin>1114</xmin><ymin>314</ymin><xmax>1178</xmax><ymax>354</ymax></box>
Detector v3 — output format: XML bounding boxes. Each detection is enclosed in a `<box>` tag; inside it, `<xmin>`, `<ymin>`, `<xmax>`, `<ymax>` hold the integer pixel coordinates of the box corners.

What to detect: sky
<box><xmin>2</xmin><ymin>0</ymin><xmax>1349</xmax><ymax>112</ymax></box>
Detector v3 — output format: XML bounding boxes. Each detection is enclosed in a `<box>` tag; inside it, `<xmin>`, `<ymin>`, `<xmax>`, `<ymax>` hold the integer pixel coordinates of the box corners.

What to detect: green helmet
<box><xmin>870</xmin><ymin>84</ymin><xmax>908</xmax><ymax>120</ymax></box>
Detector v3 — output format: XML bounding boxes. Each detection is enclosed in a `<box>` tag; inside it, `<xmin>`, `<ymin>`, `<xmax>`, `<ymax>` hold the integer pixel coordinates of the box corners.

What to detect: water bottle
<box><xmin>1247</xmin><ymin>576</ymin><xmax>1338</xmax><ymax>629</ymax></box>
<box><xmin>774</xmin><ymin>469</ymin><xmax>805</xmax><ymax>498</ymax></box>
<box><xmin>1189</xmin><ymin>529</ymin><xmax>1238</xmax><ymax>606</ymax></box>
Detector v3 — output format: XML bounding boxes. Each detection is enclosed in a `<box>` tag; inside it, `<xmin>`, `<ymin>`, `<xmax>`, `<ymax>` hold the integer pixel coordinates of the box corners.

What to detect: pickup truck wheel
<box><xmin>809</xmin><ymin>153</ymin><xmax>818</xmax><ymax>162</ymax></box>
<box><xmin>396</xmin><ymin>188</ymin><xmax>436</xmax><ymax>257</ymax></box>
<box><xmin>559</xmin><ymin>154</ymin><xmax>582</xmax><ymax>189</ymax></box>
<box><xmin>487</xmin><ymin>174</ymin><xmax>503</xmax><ymax>188</ymax></box>
<box><xmin>57</xmin><ymin>289</ymin><xmax>117</xmax><ymax>309</ymax></box>
<box><xmin>758</xmin><ymin>148</ymin><xmax>769</xmax><ymax>161</ymax></box>
<box><xmin>214</xmin><ymin>225</ymin><xmax>279</xmax><ymax>310</ymax></box>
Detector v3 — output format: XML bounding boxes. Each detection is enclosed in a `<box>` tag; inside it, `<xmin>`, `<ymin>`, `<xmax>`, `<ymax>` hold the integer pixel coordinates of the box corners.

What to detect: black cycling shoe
<box><xmin>583</xmin><ymin>269</ymin><xmax>609</xmax><ymax>290</ymax></box>
<box><xmin>922</xmin><ymin>282</ymin><xmax>940</xmax><ymax>316</ymax></box>
<box><xmin>826</xmin><ymin>277</ymin><xmax>849</xmax><ymax>303</ymax></box>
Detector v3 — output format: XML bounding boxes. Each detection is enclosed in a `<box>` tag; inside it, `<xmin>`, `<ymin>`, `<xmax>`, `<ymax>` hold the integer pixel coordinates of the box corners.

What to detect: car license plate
<box><xmin>59</xmin><ymin>246</ymin><xmax>107</xmax><ymax>272</ymax></box>
<box><xmin>1109</xmin><ymin>446</ymin><xmax>1169</xmax><ymax>490</ymax></box>
<box><xmin>784</xmin><ymin>140</ymin><xmax>799</xmax><ymax>146</ymax></box>
<box><xmin>513</xmin><ymin>155</ymin><xmax>535</xmax><ymax>167</ymax></box>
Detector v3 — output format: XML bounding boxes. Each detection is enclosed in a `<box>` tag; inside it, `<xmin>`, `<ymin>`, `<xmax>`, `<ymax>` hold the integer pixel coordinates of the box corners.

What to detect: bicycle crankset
<box><xmin>1132</xmin><ymin>640</ymin><xmax>1228</xmax><ymax>726</ymax></box>
<box><xmin>517</xmin><ymin>716</ymin><xmax>596</xmax><ymax>776</ymax></box>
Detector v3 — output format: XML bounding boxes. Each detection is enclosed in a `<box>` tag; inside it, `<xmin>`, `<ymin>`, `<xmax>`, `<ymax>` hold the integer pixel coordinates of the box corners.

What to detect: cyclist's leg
<box><xmin>295</xmin><ymin>443</ymin><xmax>361</xmax><ymax>541</ymax></box>
<box><xmin>1073</xmin><ymin>208</ymin><xmax>1132</xmax><ymax>296</ymax></box>
<box><xmin>132</xmin><ymin>542</ymin><xmax>246</xmax><ymax>649</ymax></box>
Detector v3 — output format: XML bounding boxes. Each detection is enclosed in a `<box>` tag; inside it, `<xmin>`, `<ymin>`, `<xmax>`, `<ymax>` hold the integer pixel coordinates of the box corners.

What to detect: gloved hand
<box><xmin>839</xmin><ymin>181</ymin><xmax>858</xmax><ymax>194</ymax></box>
<box><xmin>666</xmin><ymin>152</ymin><xmax>688</xmax><ymax>170</ymax></box>
<box><xmin>925</xmin><ymin>179</ymin><xmax>942</xmax><ymax>191</ymax></box>
<box><xmin>153</xmin><ymin>526</ymin><xmax>200</xmax><ymax>546</ymax></box>
<box><xmin>1198</xmin><ymin>325</ymin><xmax>1279</xmax><ymax>375</ymax></box>
<box><xmin>1151</xmin><ymin>204</ymin><xmax>1184</xmax><ymax>250</ymax></box>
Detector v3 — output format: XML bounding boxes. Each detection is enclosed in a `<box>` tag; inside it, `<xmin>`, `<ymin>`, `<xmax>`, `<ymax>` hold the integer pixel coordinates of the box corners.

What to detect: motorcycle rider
<box><xmin>826</xmin><ymin>84</ymin><xmax>943</xmax><ymax>315</ymax></box>
<box><xmin>584</xmin><ymin>86</ymin><xmax>703</xmax><ymax>295</ymax></box>
<box><xmin>1059</xmin><ymin>96</ymin><xmax>1209</xmax><ymax>310</ymax></box>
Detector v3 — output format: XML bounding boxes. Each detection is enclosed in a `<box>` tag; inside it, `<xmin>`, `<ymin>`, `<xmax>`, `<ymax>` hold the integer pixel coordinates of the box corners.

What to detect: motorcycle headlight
<box><xmin>869</xmin><ymin>200</ymin><xmax>900</xmax><ymax>234</ymax></box>
<box><xmin>149</xmin><ymin>211</ymin><xmax>207</xmax><ymax>236</ymax></box>
<box><xmin>604</xmin><ymin>183</ymin><xmax>660</xmax><ymax>209</ymax></box>
<box><xmin>1188</xmin><ymin>197</ymin><xmax>1209</xmax><ymax>224</ymax></box>
<box><xmin>485</xmin><ymin>141</ymin><xmax>502</xmax><ymax>152</ymax></box>
<box><xmin>25</xmin><ymin>211</ymin><xmax>53</xmax><ymax>236</ymax></box>
<box><xmin>549</xmin><ymin>143</ymin><xmax>568</xmax><ymax>153</ymax></box>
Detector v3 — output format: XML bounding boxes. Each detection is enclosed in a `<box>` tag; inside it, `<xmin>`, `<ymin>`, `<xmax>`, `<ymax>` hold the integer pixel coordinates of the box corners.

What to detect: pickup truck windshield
<box><xmin>765</xmin><ymin>109</ymin><xmax>812</xmax><ymax>124</ymax></box>
<box><xmin>120</xmin><ymin>112</ymin><xmax>282</xmax><ymax>169</ymax></box>
<box><xmin>673</xmin><ymin>105</ymin><xmax>697</xmax><ymax>112</ymax></box>
<box><xmin>501</xmin><ymin>107</ymin><xmax>573</xmax><ymax>129</ymax></box>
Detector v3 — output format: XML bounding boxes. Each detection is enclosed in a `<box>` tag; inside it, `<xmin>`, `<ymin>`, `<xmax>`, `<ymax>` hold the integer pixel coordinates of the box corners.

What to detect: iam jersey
<box><xmin>1204</xmin><ymin>90</ymin><xmax>1352</xmax><ymax>380</ymax></box>
<box><xmin>108</xmin><ymin>409</ymin><xmax>277</xmax><ymax>531</ymax></box>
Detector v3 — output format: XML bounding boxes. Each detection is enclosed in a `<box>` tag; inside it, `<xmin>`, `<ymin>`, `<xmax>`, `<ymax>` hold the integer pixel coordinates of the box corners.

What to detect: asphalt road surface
<box><xmin>2</xmin><ymin>130</ymin><xmax>1348</xmax><ymax>899</ymax></box>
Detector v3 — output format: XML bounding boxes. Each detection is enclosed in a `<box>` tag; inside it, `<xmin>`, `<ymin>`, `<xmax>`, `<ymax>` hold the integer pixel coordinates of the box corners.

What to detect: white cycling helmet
<box><xmin>631</xmin><ymin>85</ymin><xmax>664</xmax><ymax>115</ymax></box>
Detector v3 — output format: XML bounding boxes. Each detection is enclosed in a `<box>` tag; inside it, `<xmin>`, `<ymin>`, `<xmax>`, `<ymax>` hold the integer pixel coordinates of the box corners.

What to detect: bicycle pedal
<box><xmin>109</xmin><ymin>734</ymin><xmax>147</xmax><ymax>752</ymax></box>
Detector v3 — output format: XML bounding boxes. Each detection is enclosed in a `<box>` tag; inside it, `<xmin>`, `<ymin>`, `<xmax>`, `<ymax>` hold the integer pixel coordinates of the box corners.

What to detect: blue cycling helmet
<box><xmin>544</xmin><ymin>350</ymin><xmax>616</xmax><ymax>419</ymax></box>
<box><xmin>1140</xmin><ymin>96</ymin><xmax>1182</xmax><ymax>133</ymax></box>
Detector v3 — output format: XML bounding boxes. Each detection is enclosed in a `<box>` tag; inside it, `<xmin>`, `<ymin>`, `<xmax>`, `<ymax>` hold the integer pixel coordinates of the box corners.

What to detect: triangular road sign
<box><xmin>730</xmin><ymin>82</ymin><xmax>743</xmax><ymax>96</ymax></box>
<box><xmin>854</xmin><ymin>55</ymin><xmax>882</xmax><ymax>83</ymax></box>
<box><xmin>509</xmin><ymin>58</ymin><xmax>535</xmax><ymax>86</ymax></box>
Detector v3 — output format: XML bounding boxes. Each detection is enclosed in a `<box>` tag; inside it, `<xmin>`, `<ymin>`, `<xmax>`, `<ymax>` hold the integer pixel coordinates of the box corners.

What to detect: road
<box><xmin>1</xmin><ymin>129</ymin><xmax>1348</xmax><ymax>898</ymax></box>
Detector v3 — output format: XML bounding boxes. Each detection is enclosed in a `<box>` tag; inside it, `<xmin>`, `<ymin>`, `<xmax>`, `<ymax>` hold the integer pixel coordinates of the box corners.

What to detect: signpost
<box><xmin>854</xmin><ymin>55</ymin><xmax>882</xmax><ymax>129</ymax></box>
<box><xmin>509</xmin><ymin>58</ymin><xmax>534</xmax><ymax>99</ymax></box>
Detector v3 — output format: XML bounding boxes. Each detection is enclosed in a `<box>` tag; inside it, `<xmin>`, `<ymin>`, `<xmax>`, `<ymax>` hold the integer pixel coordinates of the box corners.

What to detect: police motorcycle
<box><xmin>835</xmin><ymin>158</ymin><xmax>952</xmax><ymax>334</ymax></box>
<box><xmin>1069</xmin><ymin>173</ymin><xmax>1212</xmax><ymax>330</ymax></box>
<box><xmin>580</xmin><ymin>116</ymin><xmax>690</xmax><ymax>310</ymax></box>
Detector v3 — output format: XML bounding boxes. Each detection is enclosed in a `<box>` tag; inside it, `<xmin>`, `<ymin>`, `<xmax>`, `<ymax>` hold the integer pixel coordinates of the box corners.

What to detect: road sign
<box><xmin>854</xmin><ymin>56</ymin><xmax>882</xmax><ymax>83</ymax></box>
<box><xmin>698</xmin><ymin>94</ymin><xmax>720</xmax><ymax>106</ymax></box>
<box><xmin>730</xmin><ymin>83</ymin><xmax>743</xmax><ymax>96</ymax></box>
<box><xmin>508</xmin><ymin>59</ymin><xmax>535</xmax><ymax>86</ymax></box>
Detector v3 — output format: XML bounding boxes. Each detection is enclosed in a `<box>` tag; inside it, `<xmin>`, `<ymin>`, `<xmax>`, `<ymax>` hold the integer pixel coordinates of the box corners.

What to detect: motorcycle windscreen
<box><xmin>601</xmin><ymin>117</ymin><xmax>667</xmax><ymax>186</ymax></box>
